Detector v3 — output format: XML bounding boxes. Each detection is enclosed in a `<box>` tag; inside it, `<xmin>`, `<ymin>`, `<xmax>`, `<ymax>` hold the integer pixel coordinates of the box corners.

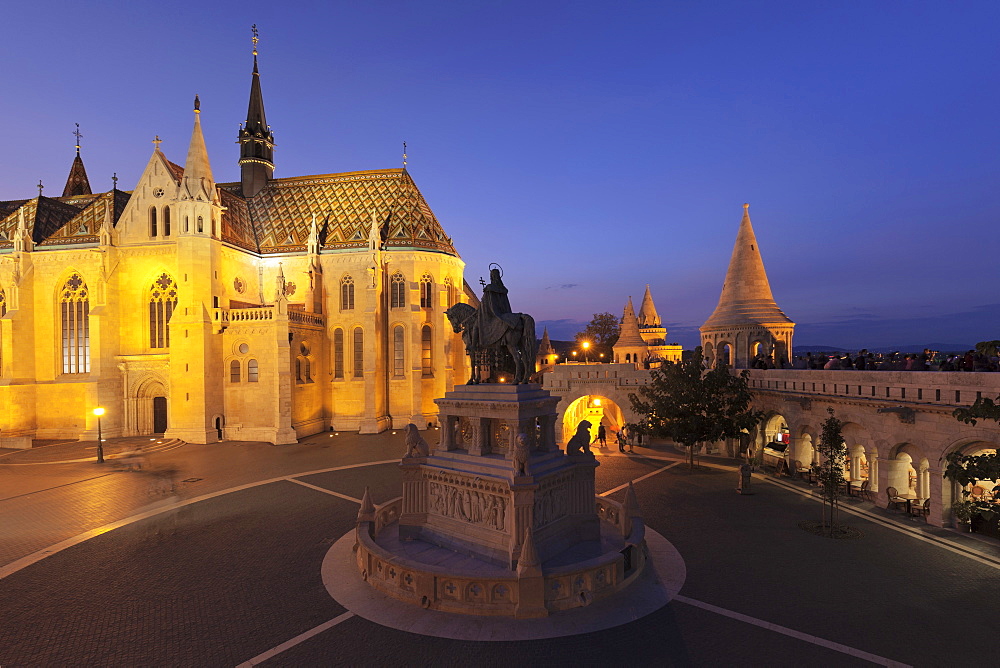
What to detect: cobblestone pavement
<box><xmin>1</xmin><ymin>438</ymin><xmax>997</xmax><ymax>666</ymax></box>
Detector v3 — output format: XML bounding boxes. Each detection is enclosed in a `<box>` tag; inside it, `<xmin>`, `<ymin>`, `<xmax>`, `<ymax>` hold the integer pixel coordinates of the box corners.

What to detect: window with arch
<box><xmin>390</xmin><ymin>272</ymin><xmax>405</xmax><ymax>308</ymax></box>
<box><xmin>149</xmin><ymin>206</ymin><xmax>158</xmax><ymax>237</ymax></box>
<box><xmin>148</xmin><ymin>273</ymin><xmax>178</xmax><ymax>349</ymax></box>
<box><xmin>60</xmin><ymin>273</ymin><xmax>90</xmax><ymax>374</ymax></box>
<box><xmin>184</xmin><ymin>216</ymin><xmax>190</xmax><ymax>233</ymax></box>
<box><xmin>393</xmin><ymin>325</ymin><xmax>405</xmax><ymax>376</ymax></box>
<box><xmin>444</xmin><ymin>277</ymin><xmax>455</xmax><ymax>307</ymax></box>
<box><xmin>353</xmin><ymin>327</ymin><xmax>364</xmax><ymax>377</ymax></box>
<box><xmin>230</xmin><ymin>359</ymin><xmax>241</xmax><ymax>382</ymax></box>
<box><xmin>421</xmin><ymin>325</ymin><xmax>432</xmax><ymax>377</ymax></box>
<box><xmin>248</xmin><ymin>359</ymin><xmax>259</xmax><ymax>382</ymax></box>
<box><xmin>295</xmin><ymin>358</ymin><xmax>303</xmax><ymax>383</ymax></box>
<box><xmin>197</xmin><ymin>216</ymin><xmax>204</xmax><ymax>233</ymax></box>
<box><xmin>419</xmin><ymin>274</ymin><xmax>433</xmax><ymax>308</ymax></box>
<box><xmin>305</xmin><ymin>359</ymin><xmax>312</xmax><ymax>382</ymax></box>
<box><xmin>163</xmin><ymin>207</ymin><xmax>171</xmax><ymax>236</ymax></box>
<box><xmin>340</xmin><ymin>275</ymin><xmax>354</xmax><ymax>311</ymax></box>
<box><xmin>333</xmin><ymin>329</ymin><xmax>344</xmax><ymax>378</ymax></box>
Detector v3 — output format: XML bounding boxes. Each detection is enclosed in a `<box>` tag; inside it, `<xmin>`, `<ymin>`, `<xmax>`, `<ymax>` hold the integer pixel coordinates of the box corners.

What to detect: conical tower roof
<box><xmin>616</xmin><ymin>297</ymin><xmax>645</xmax><ymax>346</ymax></box>
<box><xmin>638</xmin><ymin>285</ymin><xmax>660</xmax><ymax>328</ymax></box>
<box><xmin>62</xmin><ymin>152</ymin><xmax>92</xmax><ymax>197</ymax></box>
<box><xmin>702</xmin><ymin>204</ymin><xmax>792</xmax><ymax>329</ymax></box>
<box><xmin>180</xmin><ymin>96</ymin><xmax>216</xmax><ymax>202</ymax></box>
<box><xmin>539</xmin><ymin>327</ymin><xmax>555</xmax><ymax>355</ymax></box>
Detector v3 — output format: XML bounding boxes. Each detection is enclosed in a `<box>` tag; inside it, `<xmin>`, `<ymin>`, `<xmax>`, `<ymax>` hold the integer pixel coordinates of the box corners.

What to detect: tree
<box><xmin>816</xmin><ymin>408</ymin><xmax>847</xmax><ymax>536</ymax></box>
<box><xmin>954</xmin><ymin>394</ymin><xmax>1000</xmax><ymax>426</ymax></box>
<box><xmin>628</xmin><ymin>346</ymin><xmax>764</xmax><ymax>469</ymax></box>
<box><xmin>575</xmin><ymin>312</ymin><xmax>619</xmax><ymax>362</ymax></box>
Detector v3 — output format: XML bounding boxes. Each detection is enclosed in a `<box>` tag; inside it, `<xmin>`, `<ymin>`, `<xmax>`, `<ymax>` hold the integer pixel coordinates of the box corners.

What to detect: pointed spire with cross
<box><xmin>73</xmin><ymin>123</ymin><xmax>83</xmax><ymax>155</ymax></box>
<box><xmin>37</xmin><ymin>180</ymin><xmax>44</xmax><ymax>198</ymax></box>
<box><xmin>152</xmin><ymin>135</ymin><xmax>162</xmax><ymax>151</ymax></box>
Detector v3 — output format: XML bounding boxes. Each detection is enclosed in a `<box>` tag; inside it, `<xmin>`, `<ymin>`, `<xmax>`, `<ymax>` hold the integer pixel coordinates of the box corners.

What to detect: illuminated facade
<box><xmin>0</xmin><ymin>51</ymin><xmax>468</xmax><ymax>446</ymax></box>
<box><xmin>613</xmin><ymin>287</ymin><xmax>682</xmax><ymax>367</ymax></box>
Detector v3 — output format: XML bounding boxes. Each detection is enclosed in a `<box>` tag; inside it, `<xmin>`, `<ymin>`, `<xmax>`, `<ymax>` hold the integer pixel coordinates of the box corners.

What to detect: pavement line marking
<box><xmin>0</xmin><ymin>473</ymin><xmax>115</xmax><ymax>503</ymax></box>
<box><xmin>759</xmin><ymin>475</ymin><xmax>1000</xmax><ymax>571</ymax></box>
<box><xmin>285</xmin><ymin>478</ymin><xmax>362</xmax><ymax>504</ymax></box>
<box><xmin>600</xmin><ymin>461</ymin><xmax>681</xmax><ymax>497</ymax></box>
<box><xmin>235</xmin><ymin>611</ymin><xmax>355</xmax><ymax>667</ymax></box>
<box><xmin>0</xmin><ymin>459</ymin><xmax>400</xmax><ymax>581</ymax></box>
<box><xmin>673</xmin><ymin>595</ymin><xmax>911</xmax><ymax>667</ymax></box>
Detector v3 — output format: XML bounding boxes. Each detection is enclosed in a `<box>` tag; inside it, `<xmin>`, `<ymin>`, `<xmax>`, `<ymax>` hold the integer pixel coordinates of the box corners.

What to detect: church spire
<box><xmin>62</xmin><ymin>124</ymin><xmax>92</xmax><ymax>197</ymax></box>
<box><xmin>617</xmin><ymin>297</ymin><xmax>644</xmax><ymax>346</ymax></box>
<box><xmin>238</xmin><ymin>24</ymin><xmax>275</xmax><ymax>198</ymax></box>
<box><xmin>702</xmin><ymin>203</ymin><xmax>791</xmax><ymax>329</ymax></box>
<box><xmin>180</xmin><ymin>95</ymin><xmax>216</xmax><ymax>202</ymax></box>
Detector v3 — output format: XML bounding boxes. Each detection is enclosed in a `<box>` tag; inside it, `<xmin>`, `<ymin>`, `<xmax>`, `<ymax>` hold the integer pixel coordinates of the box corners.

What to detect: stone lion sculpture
<box><xmin>403</xmin><ymin>423</ymin><xmax>430</xmax><ymax>459</ymax></box>
<box><xmin>565</xmin><ymin>420</ymin><xmax>592</xmax><ymax>456</ymax></box>
<box><xmin>512</xmin><ymin>433</ymin><xmax>531</xmax><ymax>476</ymax></box>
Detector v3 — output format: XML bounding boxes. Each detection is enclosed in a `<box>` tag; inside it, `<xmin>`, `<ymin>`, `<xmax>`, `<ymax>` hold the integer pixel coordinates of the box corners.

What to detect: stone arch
<box><xmin>127</xmin><ymin>374</ymin><xmax>169</xmax><ymax>436</ymax></box>
<box><xmin>841</xmin><ymin>422</ymin><xmax>873</xmax><ymax>484</ymax></box>
<box><xmin>938</xmin><ymin>437</ymin><xmax>1000</xmax><ymax>523</ymax></box>
<box><xmin>562</xmin><ymin>395</ymin><xmax>626</xmax><ymax>446</ymax></box>
<box><xmin>795</xmin><ymin>430</ymin><xmax>816</xmax><ymax>467</ymax></box>
<box><xmin>717</xmin><ymin>342</ymin><xmax>733</xmax><ymax>367</ymax></box>
<box><xmin>703</xmin><ymin>340</ymin><xmax>715</xmax><ymax>367</ymax></box>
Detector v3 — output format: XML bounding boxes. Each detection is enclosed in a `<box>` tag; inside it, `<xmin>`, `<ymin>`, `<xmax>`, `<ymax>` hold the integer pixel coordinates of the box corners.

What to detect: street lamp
<box><xmin>93</xmin><ymin>407</ymin><xmax>105</xmax><ymax>463</ymax></box>
<box><xmin>582</xmin><ymin>341</ymin><xmax>591</xmax><ymax>363</ymax></box>
<box><xmin>571</xmin><ymin>351</ymin><xmax>577</xmax><ymax>363</ymax></box>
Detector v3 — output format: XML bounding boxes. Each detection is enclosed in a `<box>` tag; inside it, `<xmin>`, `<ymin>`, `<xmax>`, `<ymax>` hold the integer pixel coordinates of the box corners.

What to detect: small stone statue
<box><xmin>565</xmin><ymin>420</ymin><xmax>592</xmax><ymax>456</ymax></box>
<box><xmin>512</xmin><ymin>433</ymin><xmax>530</xmax><ymax>476</ymax></box>
<box><xmin>403</xmin><ymin>423</ymin><xmax>430</xmax><ymax>459</ymax></box>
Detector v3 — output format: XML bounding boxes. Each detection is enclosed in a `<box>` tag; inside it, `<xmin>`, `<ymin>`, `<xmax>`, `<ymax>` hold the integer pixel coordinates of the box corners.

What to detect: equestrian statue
<box><xmin>445</xmin><ymin>264</ymin><xmax>537</xmax><ymax>384</ymax></box>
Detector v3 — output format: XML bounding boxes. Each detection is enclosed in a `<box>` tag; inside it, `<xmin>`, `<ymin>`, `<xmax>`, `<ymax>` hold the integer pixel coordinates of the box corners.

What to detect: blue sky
<box><xmin>2</xmin><ymin>1</ymin><xmax>999</xmax><ymax>349</ymax></box>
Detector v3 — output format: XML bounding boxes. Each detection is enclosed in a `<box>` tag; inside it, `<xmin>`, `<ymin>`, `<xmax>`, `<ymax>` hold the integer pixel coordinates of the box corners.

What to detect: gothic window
<box><xmin>149</xmin><ymin>206</ymin><xmax>158</xmax><ymax>237</ymax></box>
<box><xmin>419</xmin><ymin>274</ymin><xmax>433</xmax><ymax>308</ymax></box>
<box><xmin>295</xmin><ymin>358</ymin><xmax>303</xmax><ymax>383</ymax></box>
<box><xmin>60</xmin><ymin>273</ymin><xmax>90</xmax><ymax>374</ymax></box>
<box><xmin>421</xmin><ymin>325</ymin><xmax>432</xmax><ymax>377</ymax></box>
<box><xmin>340</xmin><ymin>275</ymin><xmax>354</xmax><ymax>311</ymax></box>
<box><xmin>247</xmin><ymin>359</ymin><xmax>259</xmax><ymax>382</ymax></box>
<box><xmin>393</xmin><ymin>325</ymin><xmax>405</xmax><ymax>376</ymax></box>
<box><xmin>148</xmin><ymin>273</ymin><xmax>178</xmax><ymax>349</ymax></box>
<box><xmin>230</xmin><ymin>359</ymin><xmax>241</xmax><ymax>382</ymax></box>
<box><xmin>444</xmin><ymin>277</ymin><xmax>455</xmax><ymax>307</ymax></box>
<box><xmin>184</xmin><ymin>216</ymin><xmax>190</xmax><ymax>233</ymax></box>
<box><xmin>353</xmin><ymin>327</ymin><xmax>364</xmax><ymax>377</ymax></box>
<box><xmin>197</xmin><ymin>216</ymin><xmax>204</xmax><ymax>233</ymax></box>
<box><xmin>334</xmin><ymin>329</ymin><xmax>344</xmax><ymax>379</ymax></box>
<box><xmin>390</xmin><ymin>272</ymin><xmax>405</xmax><ymax>308</ymax></box>
<box><xmin>163</xmin><ymin>207</ymin><xmax>171</xmax><ymax>236</ymax></box>
<box><xmin>305</xmin><ymin>359</ymin><xmax>313</xmax><ymax>382</ymax></box>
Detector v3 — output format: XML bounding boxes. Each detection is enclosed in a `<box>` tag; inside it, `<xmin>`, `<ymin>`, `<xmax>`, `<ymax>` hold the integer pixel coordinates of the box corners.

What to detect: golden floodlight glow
<box><xmin>93</xmin><ymin>407</ymin><xmax>105</xmax><ymax>417</ymax></box>
<box><xmin>582</xmin><ymin>341</ymin><xmax>591</xmax><ymax>350</ymax></box>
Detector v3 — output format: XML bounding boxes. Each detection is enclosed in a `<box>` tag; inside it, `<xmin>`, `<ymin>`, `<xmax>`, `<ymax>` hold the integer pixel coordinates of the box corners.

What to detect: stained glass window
<box><xmin>148</xmin><ymin>273</ymin><xmax>178</xmax><ymax>349</ymax></box>
<box><xmin>60</xmin><ymin>273</ymin><xmax>90</xmax><ymax>374</ymax></box>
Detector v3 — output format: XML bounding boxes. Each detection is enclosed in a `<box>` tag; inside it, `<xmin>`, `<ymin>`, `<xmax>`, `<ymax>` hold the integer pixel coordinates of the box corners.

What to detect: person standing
<box><xmin>617</xmin><ymin>430</ymin><xmax>627</xmax><ymax>453</ymax></box>
<box><xmin>597</xmin><ymin>423</ymin><xmax>607</xmax><ymax>448</ymax></box>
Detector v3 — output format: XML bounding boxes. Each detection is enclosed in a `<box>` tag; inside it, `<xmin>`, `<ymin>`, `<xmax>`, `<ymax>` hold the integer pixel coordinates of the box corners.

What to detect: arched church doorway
<box><xmin>562</xmin><ymin>395</ymin><xmax>625</xmax><ymax>446</ymax></box>
<box><xmin>214</xmin><ymin>416</ymin><xmax>224</xmax><ymax>441</ymax></box>
<box><xmin>153</xmin><ymin>396</ymin><xmax>168</xmax><ymax>434</ymax></box>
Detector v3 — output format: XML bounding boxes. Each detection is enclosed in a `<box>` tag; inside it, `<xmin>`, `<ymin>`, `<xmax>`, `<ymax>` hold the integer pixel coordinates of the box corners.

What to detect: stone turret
<box><xmin>637</xmin><ymin>285</ymin><xmax>666</xmax><ymax>346</ymax></box>
<box><xmin>536</xmin><ymin>327</ymin><xmax>558</xmax><ymax>369</ymax></box>
<box><xmin>700</xmin><ymin>204</ymin><xmax>794</xmax><ymax>369</ymax></box>
<box><xmin>614</xmin><ymin>297</ymin><xmax>647</xmax><ymax>366</ymax></box>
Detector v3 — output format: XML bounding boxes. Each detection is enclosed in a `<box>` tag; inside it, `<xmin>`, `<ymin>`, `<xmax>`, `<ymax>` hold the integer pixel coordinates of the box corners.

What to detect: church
<box><xmin>0</xmin><ymin>44</ymin><xmax>470</xmax><ymax>447</ymax></box>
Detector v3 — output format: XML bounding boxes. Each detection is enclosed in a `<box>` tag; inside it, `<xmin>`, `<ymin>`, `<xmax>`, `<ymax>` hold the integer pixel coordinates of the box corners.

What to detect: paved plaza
<box><xmin>1</xmin><ymin>434</ymin><xmax>998</xmax><ymax>667</ymax></box>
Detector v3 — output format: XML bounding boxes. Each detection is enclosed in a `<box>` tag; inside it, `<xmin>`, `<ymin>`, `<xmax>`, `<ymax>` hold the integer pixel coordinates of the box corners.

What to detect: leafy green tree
<box><xmin>816</xmin><ymin>408</ymin><xmax>847</xmax><ymax>536</ymax></box>
<box><xmin>628</xmin><ymin>346</ymin><xmax>763</xmax><ymax>468</ymax></box>
<box><xmin>954</xmin><ymin>395</ymin><xmax>1000</xmax><ymax>426</ymax></box>
<box><xmin>575</xmin><ymin>312</ymin><xmax>619</xmax><ymax>362</ymax></box>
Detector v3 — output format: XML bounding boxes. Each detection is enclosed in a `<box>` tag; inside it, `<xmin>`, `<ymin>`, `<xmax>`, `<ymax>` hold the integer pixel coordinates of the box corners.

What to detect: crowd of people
<box><xmin>781</xmin><ymin>349</ymin><xmax>1000</xmax><ymax>372</ymax></box>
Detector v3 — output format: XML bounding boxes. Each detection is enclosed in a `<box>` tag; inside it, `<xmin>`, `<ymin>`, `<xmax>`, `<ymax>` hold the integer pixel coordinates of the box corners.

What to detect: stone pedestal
<box><xmin>398</xmin><ymin>384</ymin><xmax>599</xmax><ymax>569</ymax></box>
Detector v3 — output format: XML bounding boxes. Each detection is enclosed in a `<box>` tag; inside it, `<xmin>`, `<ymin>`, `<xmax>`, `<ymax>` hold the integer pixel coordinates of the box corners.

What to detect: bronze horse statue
<box><xmin>445</xmin><ymin>302</ymin><xmax>537</xmax><ymax>384</ymax></box>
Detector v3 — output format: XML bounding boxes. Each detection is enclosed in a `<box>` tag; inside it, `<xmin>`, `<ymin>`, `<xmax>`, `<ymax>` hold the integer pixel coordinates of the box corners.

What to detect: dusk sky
<box><xmin>3</xmin><ymin>1</ymin><xmax>999</xmax><ymax>350</ymax></box>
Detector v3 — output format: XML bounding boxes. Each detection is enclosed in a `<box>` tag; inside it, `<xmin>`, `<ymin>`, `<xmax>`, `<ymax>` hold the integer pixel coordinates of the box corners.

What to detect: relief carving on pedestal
<box><xmin>428</xmin><ymin>482</ymin><xmax>507</xmax><ymax>532</ymax></box>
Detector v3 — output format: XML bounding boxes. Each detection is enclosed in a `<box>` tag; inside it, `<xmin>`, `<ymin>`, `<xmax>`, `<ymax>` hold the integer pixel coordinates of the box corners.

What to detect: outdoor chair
<box><xmin>970</xmin><ymin>485</ymin><xmax>986</xmax><ymax>500</ymax></box>
<box><xmin>909</xmin><ymin>498</ymin><xmax>930</xmax><ymax>521</ymax></box>
<box><xmin>793</xmin><ymin>460</ymin><xmax>808</xmax><ymax>480</ymax></box>
<box><xmin>857</xmin><ymin>479</ymin><xmax>873</xmax><ymax>502</ymax></box>
<box><xmin>886</xmin><ymin>486</ymin><xmax>908</xmax><ymax>512</ymax></box>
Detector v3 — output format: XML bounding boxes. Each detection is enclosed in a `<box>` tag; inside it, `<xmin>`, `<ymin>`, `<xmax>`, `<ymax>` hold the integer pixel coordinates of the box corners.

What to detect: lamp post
<box><xmin>93</xmin><ymin>407</ymin><xmax>105</xmax><ymax>463</ymax></box>
<box><xmin>571</xmin><ymin>351</ymin><xmax>577</xmax><ymax>363</ymax></box>
<box><xmin>582</xmin><ymin>341</ymin><xmax>591</xmax><ymax>364</ymax></box>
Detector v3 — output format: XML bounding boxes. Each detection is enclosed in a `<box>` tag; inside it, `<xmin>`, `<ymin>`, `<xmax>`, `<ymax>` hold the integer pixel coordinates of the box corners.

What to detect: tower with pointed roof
<box><xmin>614</xmin><ymin>292</ymin><xmax>681</xmax><ymax>367</ymax></box>
<box><xmin>700</xmin><ymin>204</ymin><xmax>794</xmax><ymax>369</ymax></box>
<box><xmin>613</xmin><ymin>297</ymin><xmax>648</xmax><ymax>366</ymax></box>
<box><xmin>238</xmin><ymin>29</ymin><xmax>275</xmax><ymax>198</ymax></box>
<box><xmin>637</xmin><ymin>284</ymin><xmax>666</xmax><ymax>347</ymax></box>
<box><xmin>536</xmin><ymin>327</ymin><xmax>558</xmax><ymax>369</ymax></box>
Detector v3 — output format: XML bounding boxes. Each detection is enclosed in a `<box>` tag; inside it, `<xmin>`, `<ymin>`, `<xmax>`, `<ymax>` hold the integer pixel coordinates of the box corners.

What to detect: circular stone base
<box><xmin>322</xmin><ymin>528</ymin><xmax>686</xmax><ymax>641</ymax></box>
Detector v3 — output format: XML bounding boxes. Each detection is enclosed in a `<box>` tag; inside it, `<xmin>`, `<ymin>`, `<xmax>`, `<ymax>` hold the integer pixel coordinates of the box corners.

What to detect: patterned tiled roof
<box><xmin>219</xmin><ymin>188</ymin><xmax>259</xmax><ymax>252</ymax></box>
<box><xmin>0</xmin><ymin>191</ymin><xmax>130</xmax><ymax>249</ymax></box>
<box><xmin>218</xmin><ymin>168</ymin><xmax>457</xmax><ymax>256</ymax></box>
